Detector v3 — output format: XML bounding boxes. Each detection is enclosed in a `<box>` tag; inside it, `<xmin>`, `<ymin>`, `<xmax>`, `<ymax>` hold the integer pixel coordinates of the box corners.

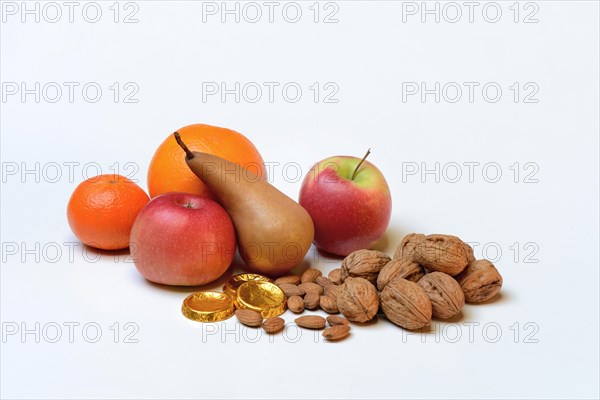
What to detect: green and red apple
<box><xmin>299</xmin><ymin>153</ymin><xmax>392</xmax><ymax>256</ymax></box>
<box><xmin>130</xmin><ymin>192</ymin><xmax>236</xmax><ymax>286</ymax></box>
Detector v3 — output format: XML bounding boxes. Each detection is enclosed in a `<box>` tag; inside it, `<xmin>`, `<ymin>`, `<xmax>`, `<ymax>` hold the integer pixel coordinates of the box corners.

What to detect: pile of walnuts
<box><xmin>336</xmin><ymin>233</ymin><xmax>503</xmax><ymax>330</ymax></box>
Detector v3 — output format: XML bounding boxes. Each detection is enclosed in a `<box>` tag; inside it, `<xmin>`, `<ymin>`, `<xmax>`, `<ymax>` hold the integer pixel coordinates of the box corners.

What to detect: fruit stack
<box><xmin>67</xmin><ymin>123</ymin><xmax>391</xmax><ymax>285</ymax></box>
<box><xmin>66</xmin><ymin>123</ymin><xmax>502</xmax><ymax>341</ymax></box>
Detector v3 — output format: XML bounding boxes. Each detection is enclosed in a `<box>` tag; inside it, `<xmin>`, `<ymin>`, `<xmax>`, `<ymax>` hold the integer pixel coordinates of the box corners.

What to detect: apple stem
<box><xmin>351</xmin><ymin>148</ymin><xmax>371</xmax><ymax>180</ymax></box>
<box><xmin>174</xmin><ymin>132</ymin><xmax>195</xmax><ymax>160</ymax></box>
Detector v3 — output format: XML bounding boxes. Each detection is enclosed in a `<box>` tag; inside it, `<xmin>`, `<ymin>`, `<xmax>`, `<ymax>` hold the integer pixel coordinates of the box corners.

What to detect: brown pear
<box><xmin>174</xmin><ymin>132</ymin><xmax>314</xmax><ymax>276</ymax></box>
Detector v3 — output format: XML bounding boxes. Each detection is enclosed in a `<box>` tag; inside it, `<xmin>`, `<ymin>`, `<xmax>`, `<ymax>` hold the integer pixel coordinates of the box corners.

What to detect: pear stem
<box><xmin>351</xmin><ymin>148</ymin><xmax>371</xmax><ymax>180</ymax></box>
<box><xmin>174</xmin><ymin>132</ymin><xmax>195</xmax><ymax>160</ymax></box>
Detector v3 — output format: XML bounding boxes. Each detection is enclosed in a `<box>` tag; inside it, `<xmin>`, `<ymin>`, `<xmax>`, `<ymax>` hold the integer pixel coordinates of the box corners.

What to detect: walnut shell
<box><xmin>413</xmin><ymin>234</ymin><xmax>470</xmax><ymax>276</ymax></box>
<box><xmin>340</xmin><ymin>249</ymin><xmax>391</xmax><ymax>285</ymax></box>
<box><xmin>462</xmin><ymin>242</ymin><xmax>476</xmax><ymax>263</ymax></box>
<box><xmin>417</xmin><ymin>272</ymin><xmax>465</xmax><ymax>319</ymax></box>
<box><xmin>324</xmin><ymin>285</ymin><xmax>340</xmax><ymax>301</ymax></box>
<box><xmin>393</xmin><ymin>233</ymin><xmax>426</xmax><ymax>260</ymax></box>
<box><xmin>380</xmin><ymin>278</ymin><xmax>432</xmax><ymax>330</ymax></box>
<box><xmin>337</xmin><ymin>277</ymin><xmax>379</xmax><ymax>323</ymax></box>
<box><xmin>455</xmin><ymin>259</ymin><xmax>503</xmax><ymax>303</ymax></box>
<box><xmin>377</xmin><ymin>258</ymin><xmax>425</xmax><ymax>291</ymax></box>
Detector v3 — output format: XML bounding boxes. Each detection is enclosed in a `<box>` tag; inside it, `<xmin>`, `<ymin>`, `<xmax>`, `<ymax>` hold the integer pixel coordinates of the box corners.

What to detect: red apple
<box><xmin>130</xmin><ymin>192</ymin><xmax>236</xmax><ymax>286</ymax></box>
<box><xmin>299</xmin><ymin>152</ymin><xmax>392</xmax><ymax>256</ymax></box>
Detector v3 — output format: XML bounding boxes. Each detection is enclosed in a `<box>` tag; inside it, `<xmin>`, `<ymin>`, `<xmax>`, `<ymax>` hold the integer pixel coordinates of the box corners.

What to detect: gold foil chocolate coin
<box><xmin>223</xmin><ymin>273</ymin><xmax>273</xmax><ymax>299</ymax></box>
<box><xmin>235</xmin><ymin>281</ymin><xmax>286</xmax><ymax>318</ymax></box>
<box><xmin>181</xmin><ymin>291</ymin><xmax>234</xmax><ymax>322</ymax></box>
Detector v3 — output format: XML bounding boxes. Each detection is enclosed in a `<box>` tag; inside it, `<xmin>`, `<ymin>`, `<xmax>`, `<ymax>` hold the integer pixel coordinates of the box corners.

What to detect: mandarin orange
<box><xmin>67</xmin><ymin>174</ymin><xmax>150</xmax><ymax>250</ymax></box>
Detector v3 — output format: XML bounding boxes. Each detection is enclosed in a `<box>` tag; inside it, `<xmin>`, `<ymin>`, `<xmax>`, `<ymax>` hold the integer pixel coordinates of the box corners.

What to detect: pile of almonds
<box><xmin>235</xmin><ymin>308</ymin><xmax>351</xmax><ymax>341</ymax></box>
<box><xmin>236</xmin><ymin>233</ymin><xmax>503</xmax><ymax>339</ymax></box>
<box><xmin>234</xmin><ymin>267</ymin><xmax>353</xmax><ymax>341</ymax></box>
<box><xmin>277</xmin><ymin>267</ymin><xmax>341</xmax><ymax>314</ymax></box>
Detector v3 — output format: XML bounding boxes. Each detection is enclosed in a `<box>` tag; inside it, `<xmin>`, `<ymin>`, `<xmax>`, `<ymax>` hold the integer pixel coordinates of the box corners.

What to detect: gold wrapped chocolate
<box><xmin>223</xmin><ymin>273</ymin><xmax>273</xmax><ymax>299</ymax></box>
<box><xmin>181</xmin><ymin>291</ymin><xmax>235</xmax><ymax>322</ymax></box>
<box><xmin>235</xmin><ymin>281</ymin><xmax>286</xmax><ymax>318</ymax></box>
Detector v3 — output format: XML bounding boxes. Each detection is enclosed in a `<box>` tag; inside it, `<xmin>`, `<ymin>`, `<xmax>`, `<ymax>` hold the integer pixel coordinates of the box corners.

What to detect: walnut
<box><xmin>337</xmin><ymin>277</ymin><xmax>379</xmax><ymax>323</ymax></box>
<box><xmin>324</xmin><ymin>285</ymin><xmax>340</xmax><ymax>301</ymax></box>
<box><xmin>413</xmin><ymin>234</ymin><xmax>470</xmax><ymax>276</ymax></box>
<box><xmin>417</xmin><ymin>272</ymin><xmax>464</xmax><ymax>319</ymax></box>
<box><xmin>455</xmin><ymin>259</ymin><xmax>503</xmax><ymax>303</ymax></box>
<box><xmin>380</xmin><ymin>278</ymin><xmax>432</xmax><ymax>330</ymax></box>
<box><xmin>393</xmin><ymin>233</ymin><xmax>426</xmax><ymax>260</ymax></box>
<box><xmin>340</xmin><ymin>249</ymin><xmax>391</xmax><ymax>285</ymax></box>
<box><xmin>462</xmin><ymin>241</ymin><xmax>476</xmax><ymax>263</ymax></box>
<box><xmin>377</xmin><ymin>258</ymin><xmax>425</xmax><ymax>291</ymax></box>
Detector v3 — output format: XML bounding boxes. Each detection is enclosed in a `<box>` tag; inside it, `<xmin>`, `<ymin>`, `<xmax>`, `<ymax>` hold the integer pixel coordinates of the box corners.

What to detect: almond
<box><xmin>320</xmin><ymin>295</ymin><xmax>339</xmax><ymax>314</ymax></box>
<box><xmin>275</xmin><ymin>275</ymin><xmax>301</xmax><ymax>285</ymax></box>
<box><xmin>262</xmin><ymin>317</ymin><xmax>285</xmax><ymax>333</ymax></box>
<box><xmin>322</xmin><ymin>325</ymin><xmax>350</xmax><ymax>341</ymax></box>
<box><xmin>298</xmin><ymin>282</ymin><xmax>324</xmax><ymax>295</ymax></box>
<box><xmin>328</xmin><ymin>268</ymin><xmax>343</xmax><ymax>285</ymax></box>
<box><xmin>287</xmin><ymin>295</ymin><xmax>305</xmax><ymax>313</ymax></box>
<box><xmin>295</xmin><ymin>315</ymin><xmax>326</xmax><ymax>329</ymax></box>
<box><xmin>326</xmin><ymin>315</ymin><xmax>350</xmax><ymax>326</ymax></box>
<box><xmin>301</xmin><ymin>267</ymin><xmax>322</xmax><ymax>283</ymax></box>
<box><xmin>304</xmin><ymin>292</ymin><xmax>320</xmax><ymax>310</ymax></box>
<box><xmin>235</xmin><ymin>309</ymin><xmax>263</xmax><ymax>327</ymax></box>
<box><xmin>316</xmin><ymin>276</ymin><xmax>334</xmax><ymax>288</ymax></box>
<box><xmin>278</xmin><ymin>283</ymin><xmax>305</xmax><ymax>297</ymax></box>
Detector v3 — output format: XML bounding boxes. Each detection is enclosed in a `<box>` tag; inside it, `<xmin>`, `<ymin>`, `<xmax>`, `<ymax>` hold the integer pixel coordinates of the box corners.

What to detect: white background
<box><xmin>1</xmin><ymin>1</ymin><xmax>599</xmax><ymax>399</ymax></box>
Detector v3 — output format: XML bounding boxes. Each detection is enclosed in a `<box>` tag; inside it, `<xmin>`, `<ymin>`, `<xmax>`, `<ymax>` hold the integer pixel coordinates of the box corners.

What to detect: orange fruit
<box><xmin>67</xmin><ymin>174</ymin><xmax>150</xmax><ymax>250</ymax></box>
<box><xmin>147</xmin><ymin>124</ymin><xmax>266</xmax><ymax>198</ymax></box>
